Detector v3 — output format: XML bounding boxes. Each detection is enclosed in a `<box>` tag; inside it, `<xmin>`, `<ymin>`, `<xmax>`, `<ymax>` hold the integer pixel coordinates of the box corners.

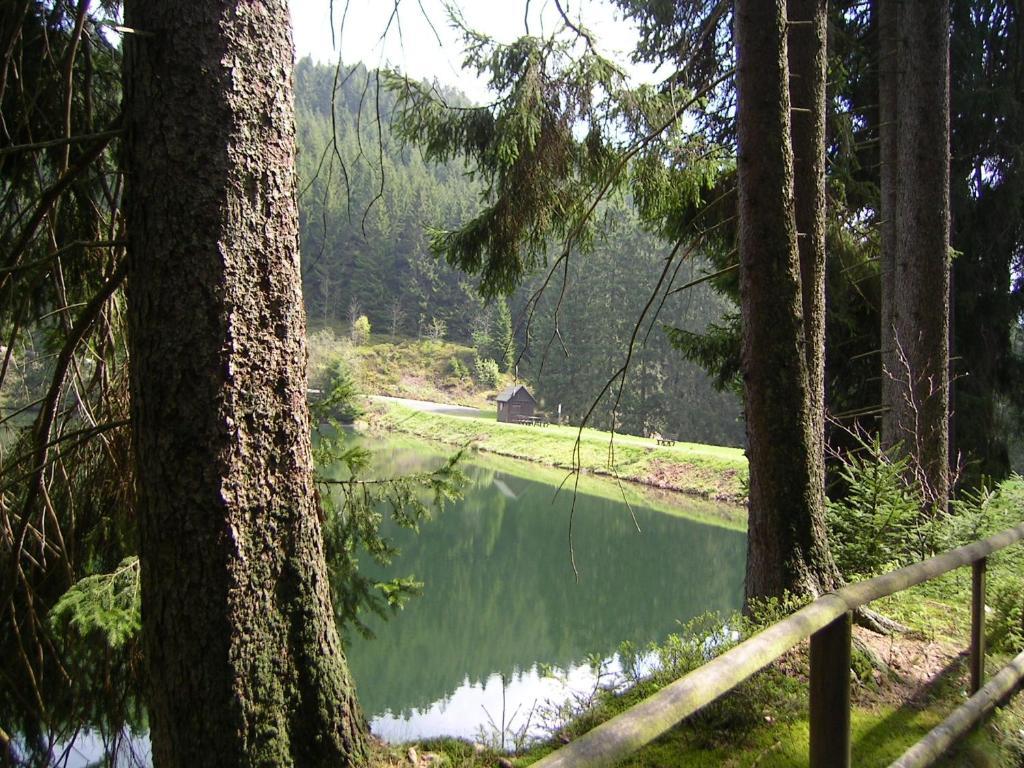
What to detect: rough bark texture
<box><xmin>787</xmin><ymin>0</ymin><xmax>828</xmax><ymax>527</ymax></box>
<box><xmin>878</xmin><ymin>0</ymin><xmax>900</xmax><ymax>447</ymax></box>
<box><xmin>735</xmin><ymin>0</ymin><xmax>838</xmax><ymax>603</ymax></box>
<box><xmin>885</xmin><ymin>0</ymin><xmax>952</xmax><ymax>511</ymax></box>
<box><xmin>122</xmin><ymin>2</ymin><xmax>367</xmax><ymax>765</ymax></box>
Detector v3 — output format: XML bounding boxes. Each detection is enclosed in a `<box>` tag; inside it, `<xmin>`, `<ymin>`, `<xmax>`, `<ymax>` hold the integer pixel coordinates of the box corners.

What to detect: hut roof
<box><xmin>496</xmin><ymin>384</ymin><xmax>535</xmax><ymax>403</ymax></box>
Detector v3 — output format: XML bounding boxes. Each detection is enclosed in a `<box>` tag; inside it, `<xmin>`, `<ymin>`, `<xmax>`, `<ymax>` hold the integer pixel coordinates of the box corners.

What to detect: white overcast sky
<box><xmin>288</xmin><ymin>0</ymin><xmax>658</xmax><ymax>103</ymax></box>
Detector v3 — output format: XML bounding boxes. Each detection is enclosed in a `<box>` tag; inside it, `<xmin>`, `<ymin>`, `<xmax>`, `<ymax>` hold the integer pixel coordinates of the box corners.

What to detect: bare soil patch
<box><xmin>853</xmin><ymin>626</ymin><xmax>965</xmax><ymax>707</ymax></box>
<box><xmin>643</xmin><ymin>459</ymin><xmax>743</xmax><ymax>503</ymax></box>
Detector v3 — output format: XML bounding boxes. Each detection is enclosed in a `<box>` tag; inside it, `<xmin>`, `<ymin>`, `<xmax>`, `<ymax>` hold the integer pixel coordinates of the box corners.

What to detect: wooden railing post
<box><xmin>809</xmin><ymin>611</ymin><xmax>852</xmax><ymax>768</ymax></box>
<box><xmin>970</xmin><ymin>557</ymin><xmax>987</xmax><ymax>694</ymax></box>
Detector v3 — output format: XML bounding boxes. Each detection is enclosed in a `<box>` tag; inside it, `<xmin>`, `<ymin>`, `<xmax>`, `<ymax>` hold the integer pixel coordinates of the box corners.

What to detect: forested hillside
<box><xmin>294</xmin><ymin>59</ymin><xmax>744</xmax><ymax>446</ymax></box>
<box><xmin>295</xmin><ymin>59</ymin><xmax>482</xmax><ymax>341</ymax></box>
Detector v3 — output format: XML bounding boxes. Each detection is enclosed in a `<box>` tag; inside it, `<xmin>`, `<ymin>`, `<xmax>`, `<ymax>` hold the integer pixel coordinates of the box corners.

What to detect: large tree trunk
<box><xmin>735</xmin><ymin>0</ymin><xmax>839</xmax><ymax>603</ymax></box>
<box><xmin>878</xmin><ymin>0</ymin><xmax>900</xmax><ymax>447</ymax></box>
<box><xmin>122</xmin><ymin>2</ymin><xmax>367</xmax><ymax>765</ymax></box>
<box><xmin>788</xmin><ymin>0</ymin><xmax>828</xmax><ymax>524</ymax></box>
<box><xmin>881</xmin><ymin>0</ymin><xmax>951</xmax><ymax>511</ymax></box>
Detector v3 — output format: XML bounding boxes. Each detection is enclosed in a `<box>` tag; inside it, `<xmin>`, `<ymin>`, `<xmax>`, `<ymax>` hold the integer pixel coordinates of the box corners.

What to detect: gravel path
<box><xmin>370</xmin><ymin>395</ymin><xmax>485</xmax><ymax>419</ymax></box>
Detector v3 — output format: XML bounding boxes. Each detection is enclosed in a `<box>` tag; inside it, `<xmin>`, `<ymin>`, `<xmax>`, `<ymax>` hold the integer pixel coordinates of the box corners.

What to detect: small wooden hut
<box><xmin>496</xmin><ymin>384</ymin><xmax>537</xmax><ymax>423</ymax></box>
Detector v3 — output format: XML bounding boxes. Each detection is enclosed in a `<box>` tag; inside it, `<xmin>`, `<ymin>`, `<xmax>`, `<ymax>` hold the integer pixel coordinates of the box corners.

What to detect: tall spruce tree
<box><xmin>878</xmin><ymin>0</ymin><xmax>900</xmax><ymax>449</ymax></box>
<box><xmin>947</xmin><ymin>0</ymin><xmax>1023</xmax><ymax>484</ymax></box>
<box><xmin>122</xmin><ymin>2</ymin><xmax>366</xmax><ymax>765</ymax></box>
<box><xmin>878</xmin><ymin>0</ymin><xmax>951</xmax><ymax>512</ymax></box>
<box><xmin>789</xmin><ymin>0</ymin><xmax>829</xmax><ymax>489</ymax></box>
<box><xmin>735</xmin><ymin>0</ymin><xmax>838</xmax><ymax>600</ymax></box>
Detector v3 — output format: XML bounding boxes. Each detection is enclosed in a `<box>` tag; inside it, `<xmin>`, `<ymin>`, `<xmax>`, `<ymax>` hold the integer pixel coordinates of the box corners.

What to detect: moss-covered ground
<box><xmin>370</xmin><ymin>690</ymin><xmax>1024</xmax><ymax>767</ymax></box>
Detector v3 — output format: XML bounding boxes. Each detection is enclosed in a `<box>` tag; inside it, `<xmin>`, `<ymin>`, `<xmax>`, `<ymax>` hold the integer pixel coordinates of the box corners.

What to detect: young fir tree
<box><xmin>493</xmin><ymin>296</ymin><xmax>516</xmax><ymax>373</ymax></box>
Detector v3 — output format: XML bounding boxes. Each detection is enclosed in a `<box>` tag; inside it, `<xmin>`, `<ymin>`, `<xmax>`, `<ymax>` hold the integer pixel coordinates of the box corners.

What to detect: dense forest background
<box><xmin>294</xmin><ymin>58</ymin><xmax>745</xmax><ymax>447</ymax></box>
<box><xmin>4</xmin><ymin>52</ymin><xmax>1020</xmax><ymax>466</ymax></box>
<box><xmin>294</xmin><ymin>3</ymin><xmax>1024</xmax><ymax>480</ymax></box>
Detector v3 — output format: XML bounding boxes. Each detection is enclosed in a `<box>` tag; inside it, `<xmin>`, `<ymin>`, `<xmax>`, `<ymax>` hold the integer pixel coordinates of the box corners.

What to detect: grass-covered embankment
<box><xmin>370</xmin><ymin>401</ymin><xmax>748</xmax><ymax>504</ymax></box>
<box><xmin>446</xmin><ymin>435</ymin><xmax>747</xmax><ymax>530</ymax></box>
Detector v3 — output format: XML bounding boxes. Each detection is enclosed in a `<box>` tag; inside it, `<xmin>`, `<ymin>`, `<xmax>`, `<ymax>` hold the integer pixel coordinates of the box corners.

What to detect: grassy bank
<box><xmin>462</xmin><ymin>439</ymin><xmax>747</xmax><ymax>531</ymax></box>
<box><xmin>370</xmin><ymin>401</ymin><xmax>748</xmax><ymax>504</ymax></box>
<box><xmin>375</xmin><ymin>429</ymin><xmax>746</xmax><ymax>531</ymax></box>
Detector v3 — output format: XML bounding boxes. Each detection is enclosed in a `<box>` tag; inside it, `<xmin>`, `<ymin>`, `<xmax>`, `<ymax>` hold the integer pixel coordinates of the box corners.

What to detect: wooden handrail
<box><xmin>532</xmin><ymin>521</ymin><xmax>1024</xmax><ymax>768</ymax></box>
<box><xmin>891</xmin><ymin>647</ymin><xmax>1024</xmax><ymax>767</ymax></box>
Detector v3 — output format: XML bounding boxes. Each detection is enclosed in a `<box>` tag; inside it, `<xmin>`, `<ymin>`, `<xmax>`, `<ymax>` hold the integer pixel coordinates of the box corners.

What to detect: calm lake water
<box><xmin>17</xmin><ymin>432</ymin><xmax>745</xmax><ymax>765</ymax></box>
<box><xmin>336</xmin><ymin>435</ymin><xmax>746</xmax><ymax>743</ymax></box>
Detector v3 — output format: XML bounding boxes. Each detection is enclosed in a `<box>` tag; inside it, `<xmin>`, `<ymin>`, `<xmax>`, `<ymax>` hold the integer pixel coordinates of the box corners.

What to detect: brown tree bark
<box><xmin>878</xmin><ymin>0</ymin><xmax>900</xmax><ymax>447</ymax></box>
<box><xmin>880</xmin><ymin>0</ymin><xmax>951</xmax><ymax>512</ymax></box>
<box><xmin>122</xmin><ymin>2</ymin><xmax>367</xmax><ymax>765</ymax></box>
<box><xmin>788</xmin><ymin>0</ymin><xmax>828</xmax><ymax>528</ymax></box>
<box><xmin>735</xmin><ymin>0</ymin><xmax>839</xmax><ymax>603</ymax></box>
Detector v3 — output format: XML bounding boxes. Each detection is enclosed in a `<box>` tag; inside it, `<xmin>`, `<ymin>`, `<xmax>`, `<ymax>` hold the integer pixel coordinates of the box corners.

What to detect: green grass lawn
<box><xmin>416</xmin><ymin>429</ymin><xmax>747</xmax><ymax>530</ymax></box>
<box><xmin>373</xmin><ymin>402</ymin><xmax>749</xmax><ymax>503</ymax></box>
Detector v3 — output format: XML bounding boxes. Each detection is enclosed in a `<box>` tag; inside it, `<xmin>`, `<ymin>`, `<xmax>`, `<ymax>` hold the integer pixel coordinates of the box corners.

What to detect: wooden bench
<box><xmin>656</xmin><ymin>437</ymin><xmax>675</xmax><ymax>446</ymax></box>
<box><xmin>514</xmin><ymin>416</ymin><xmax>550</xmax><ymax>427</ymax></box>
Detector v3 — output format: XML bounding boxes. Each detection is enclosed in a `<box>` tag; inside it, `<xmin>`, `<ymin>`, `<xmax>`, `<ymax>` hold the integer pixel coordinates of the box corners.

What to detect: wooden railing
<box><xmin>533</xmin><ymin>521</ymin><xmax>1024</xmax><ymax>768</ymax></box>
